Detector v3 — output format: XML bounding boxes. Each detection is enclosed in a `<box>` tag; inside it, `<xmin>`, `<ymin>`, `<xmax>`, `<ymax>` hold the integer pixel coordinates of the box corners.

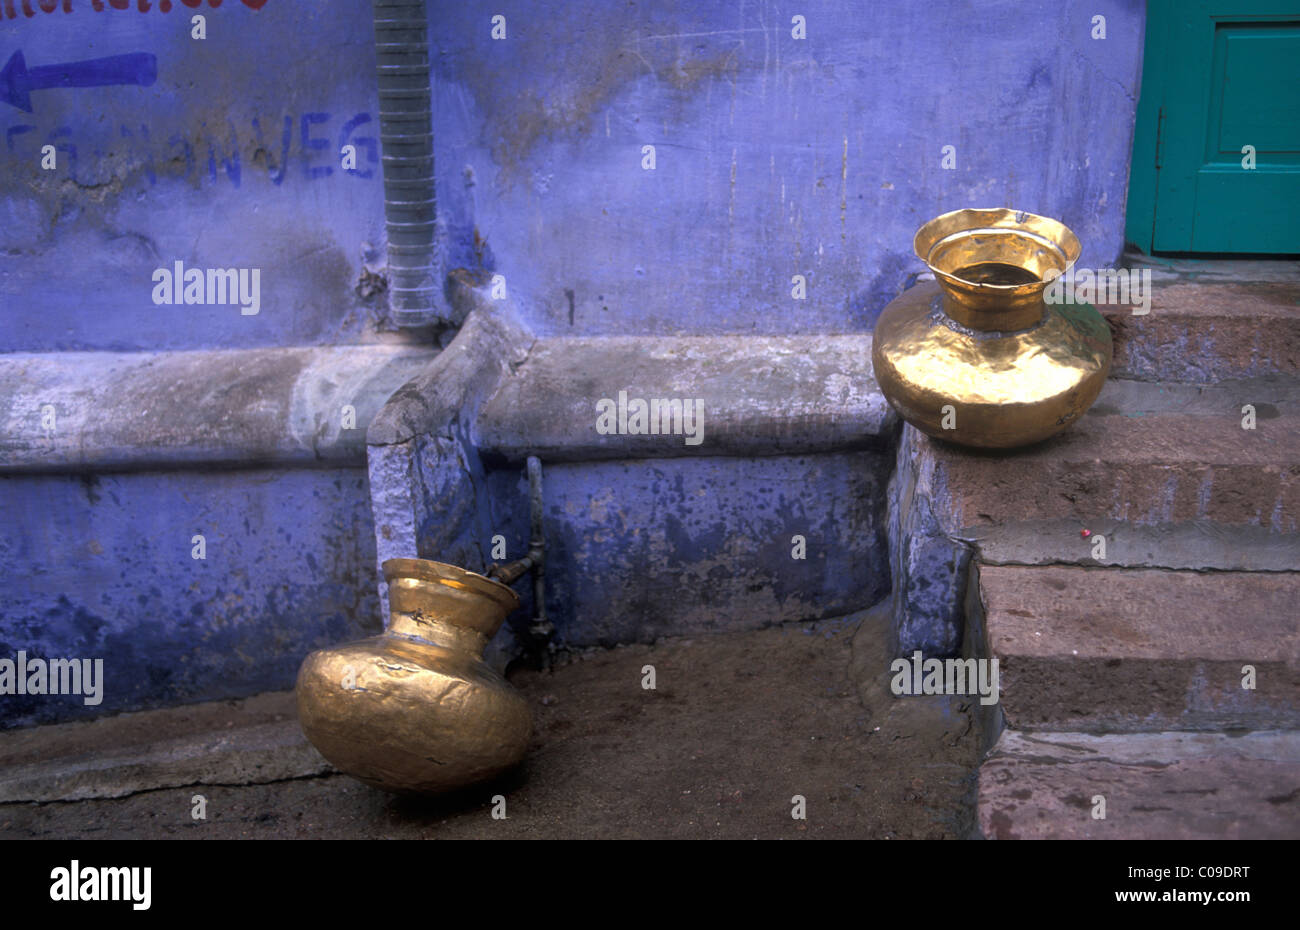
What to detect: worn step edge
<box><xmin>1103</xmin><ymin>280</ymin><xmax>1300</xmax><ymax>381</ymax></box>
<box><xmin>976</xmin><ymin>565</ymin><xmax>1300</xmax><ymax>661</ymax></box>
<box><xmin>978</xmin><ymin>729</ymin><xmax>1300</xmax><ymax>839</ymax></box>
<box><xmin>910</xmin><ymin>394</ymin><xmax>1300</xmax><ymax>535</ymax></box>
<box><xmin>0</xmin><ymin>691</ymin><xmax>331</xmax><ymax>803</ymax></box>
<box><xmin>963</xmin><ymin>520</ymin><xmax>1300</xmax><ymax>573</ymax></box>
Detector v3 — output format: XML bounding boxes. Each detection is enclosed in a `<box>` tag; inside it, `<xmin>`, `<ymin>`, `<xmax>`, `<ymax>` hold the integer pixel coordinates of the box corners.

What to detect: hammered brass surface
<box><xmin>296</xmin><ymin>558</ymin><xmax>532</xmax><ymax>795</ymax></box>
<box><xmin>873</xmin><ymin>209</ymin><xmax>1111</xmax><ymax>449</ymax></box>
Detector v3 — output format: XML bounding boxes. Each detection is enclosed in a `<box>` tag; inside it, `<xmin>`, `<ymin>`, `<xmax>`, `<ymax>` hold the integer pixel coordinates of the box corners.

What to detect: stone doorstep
<box><xmin>976</xmin><ymin>564</ymin><xmax>1300</xmax><ymax>732</ymax></box>
<box><xmin>978</xmin><ymin>729</ymin><xmax>1300</xmax><ymax>840</ymax></box>
<box><xmin>0</xmin><ymin>344</ymin><xmax>437</xmax><ymax>473</ymax></box>
<box><xmin>1123</xmin><ymin>254</ymin><xmax>1300</xmax><ymax>285</ymax></box>
<box><xmin>922</xmin><ymin>377</ymin><xmax>1300</xmax><ymax>534</ymax></box>
<box><xmin>0</xmin><ymin>691</ymin><xmax>331</xmax><ymax>804</ymax></box>
<box><xmin>1103</xmin><ymin>280</ymin><xmax>1300</xmax><ymax>381</ymax></box>
<box><xmin>474</xmin><ymin>333</ymin><xmax>896</xmax><ymax>464</ymax></box>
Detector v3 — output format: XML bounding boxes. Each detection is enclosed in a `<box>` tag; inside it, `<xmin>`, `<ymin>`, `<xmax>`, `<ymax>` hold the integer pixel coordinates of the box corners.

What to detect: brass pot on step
<box><xmin>872</xmin><ymin>208</ymin><xmax>1112</xmax><ymax>448</ymax></box>
<box><xmin>296</xmin><ymin>558</ymin><xmax>532</xmax><ymax>795</ymax></box>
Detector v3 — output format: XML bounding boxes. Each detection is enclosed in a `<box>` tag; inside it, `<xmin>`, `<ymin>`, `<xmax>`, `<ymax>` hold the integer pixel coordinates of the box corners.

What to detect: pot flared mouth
<box><xmin>914</xmin><ymin>207</ymin><xmax>1081</xmax><ymax>289</ymax></box>
<box><xmin>382</xmin><ymin>557</ymin><xmax>520</xmax><ymax>611</ymax></box>
<box><xmin>914</xmin><ymin>208</ymin><xmax>1082</xmax><ymax>330</ymax></box>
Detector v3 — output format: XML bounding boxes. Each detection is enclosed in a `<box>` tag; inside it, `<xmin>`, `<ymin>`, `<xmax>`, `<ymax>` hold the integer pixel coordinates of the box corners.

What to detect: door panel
<box><xmin>1127</xmin><ymin>1</ymin><xmax>1300</xmax><ymax>253</ymax></box>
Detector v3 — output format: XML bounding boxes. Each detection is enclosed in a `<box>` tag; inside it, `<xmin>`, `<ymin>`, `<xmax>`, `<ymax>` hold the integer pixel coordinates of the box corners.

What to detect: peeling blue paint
<box><xmin>477</xmin><ymin>453</ymin><xmax>891</xmax><ymax>647</ymax></box>
<box><xmin>0</xmin><ymin>469</ymin><xmax>380</xmax><ymax>728</ymax></box>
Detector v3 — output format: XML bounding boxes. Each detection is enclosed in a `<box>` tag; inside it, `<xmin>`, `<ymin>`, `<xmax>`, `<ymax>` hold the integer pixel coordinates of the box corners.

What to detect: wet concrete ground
<box><xmin>0</xmin><ymin>611</ymin><xmax>981</xmax><ymax>839</ymax></box>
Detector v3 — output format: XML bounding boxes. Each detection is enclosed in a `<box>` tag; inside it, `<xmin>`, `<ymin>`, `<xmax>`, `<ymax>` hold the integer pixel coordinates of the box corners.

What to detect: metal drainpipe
<box><xmin>373</xmin><ymin>0</ymin><xmax>438</xmax><ymax>327</ymax></box>
<box><xmin>524</xmin><ymin>456</ymin><xmax>552</xmax><ymax>658</ymax></box>
<box><xmin>488</xmin><ymin>457</ymin><xmax>555</xmax><ymax>665</ymax></box>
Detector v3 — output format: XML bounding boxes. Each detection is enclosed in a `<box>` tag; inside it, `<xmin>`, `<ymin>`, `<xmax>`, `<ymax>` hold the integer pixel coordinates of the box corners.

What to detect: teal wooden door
<box><xmin>1127</xmin><ymin>0</ymin><xmax>1300</xmax><ymax>253</ymax></box>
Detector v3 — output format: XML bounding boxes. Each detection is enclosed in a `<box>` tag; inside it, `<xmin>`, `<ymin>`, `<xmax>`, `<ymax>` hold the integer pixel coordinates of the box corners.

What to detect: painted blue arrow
<box><xmin>1</xmin><ymin>50</ymin><xmax>157</xmax><ymax>113</ymax></box>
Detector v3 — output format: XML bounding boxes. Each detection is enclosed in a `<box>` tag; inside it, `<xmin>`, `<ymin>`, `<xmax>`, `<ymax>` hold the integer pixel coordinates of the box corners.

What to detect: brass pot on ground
<box><xmin>872</xmin><ymin>208</ymin><xmax>1112</xmax><ymax>449</ymax></box>
<box><xmin>296</xmin><ymin>558</ymin><xmax>532</xmax><ymax>795</ymax></box>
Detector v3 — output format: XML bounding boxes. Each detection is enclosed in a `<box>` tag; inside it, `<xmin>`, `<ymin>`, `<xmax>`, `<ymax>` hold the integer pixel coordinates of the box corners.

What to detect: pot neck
<box><xmin>383</xmin><ymin>569</ymin><xmax>517</xmax><ymax>655</ymax></box>
<box><xmin>936</xmin><ymin>273</ymin><xmax>1048</xmax><ymax>332</ymax></box>
<box><xmin>388</xmin><ymin>611</ymin><xmax>490</xmax><ymax>655</ymax></box>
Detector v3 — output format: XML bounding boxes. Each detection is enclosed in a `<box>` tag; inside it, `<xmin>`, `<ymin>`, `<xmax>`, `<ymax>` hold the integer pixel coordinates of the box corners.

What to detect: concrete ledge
<box><xmin>366</xmin><ymin>281</ymin><xmax>534</xmax><ymax>447</ymax></box>
<box><xmin>0</xmin><ymin>345</ymin><xmax>437</xmax><ymax>473</ymax></box>
<box><xmin>1126</xmin><ymin>254</ymin><xmax>1300</xmax><ymax>285</ymax></box>
<box><xmin>362</xmin><ymin>282</ymin><xmax>897</xmax><ymax>651</ymax></box>
<box><xmin>979</xmin><ymin>729</ymin><xmax>1300</xmax><ymax>839</ymax></box>
<box><xmin>0</xmin><ymin>691</ymin><xmax>329</xmax><ymax>803</ymax></box>
<box><xmin>475</xmin><ymin>333</ymin><xmax>895</xmax><ymax>463</ymax></box>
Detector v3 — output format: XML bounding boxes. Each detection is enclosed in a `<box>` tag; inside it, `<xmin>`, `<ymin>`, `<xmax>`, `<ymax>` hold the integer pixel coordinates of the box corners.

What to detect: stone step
<box><xmin>1103</xmin><ymin>280</ymin><xmax>1300</xmax><ymax>382</ymax></box>
<box><xmin>918</xmin><ymin>377</ymin><xmax>1300</xmax><ymax>560</ymax></box>
<box><xmin>978</xmin><ymin>729</ymin><xmax>1300</xmax><ymax>839</ymax></box>
<box><xmin>973</xmin><ymin>564</ymin><xmax>1300</xmax><ymax>732</ymax></box>
<box><xmin>888</xmin><ymin>376</ymin><xmax>1300</xmax><ymax>655</ymax></box>
<box><xmin>967</xmin><ymin>519</ymin><xmax>1298</xmax><ymax>573</ymax></box>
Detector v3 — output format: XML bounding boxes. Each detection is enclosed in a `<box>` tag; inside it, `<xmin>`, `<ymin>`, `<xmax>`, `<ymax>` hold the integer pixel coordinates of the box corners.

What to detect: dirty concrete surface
<box><xmin>0</xmin><ymin>611</ymin><xmax>980</xmax><ymax>839</ymax></box>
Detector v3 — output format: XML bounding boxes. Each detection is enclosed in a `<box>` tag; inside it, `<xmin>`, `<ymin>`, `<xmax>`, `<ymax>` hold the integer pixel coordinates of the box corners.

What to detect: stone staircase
<box><xmin>893</xmin><ymin>275</ymin><xmax>1300</xmax><ymax>838</ymax></box>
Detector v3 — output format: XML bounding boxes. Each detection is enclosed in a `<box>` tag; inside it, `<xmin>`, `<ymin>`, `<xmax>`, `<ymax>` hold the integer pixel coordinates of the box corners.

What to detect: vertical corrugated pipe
<box><xmin>373</xmin><ymin>0</ymin><xmax>438</xmax><ymax>327</ymax></box>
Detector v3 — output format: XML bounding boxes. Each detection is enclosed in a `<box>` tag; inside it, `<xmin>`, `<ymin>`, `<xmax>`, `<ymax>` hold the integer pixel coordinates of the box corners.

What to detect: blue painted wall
<box><xmin>412</xmin><ymin>0</ymin><xmax>1144</xmax><ymax>654</ymax></box>
<box><xmin>0</xmin><ymin>2</ymin><xmax>391</xmax><ymax>727</ymax></box>
<box><xmin>430</xmin><ymin>0</ymin><xmax>1144</xmax><ymax>335</ymax></box>
<box><xmin>0</xmin><ymin>0</ymin><xmax>389</xmax><ymax>352</ymax></box>
<box><xmin>479</xmin><ymin>452</ymin><xmax>892</xmax><ymax>648</ymax></box>
<box><xmin>1</xmin><ymin>0</ymin><xmax>1145</xmax><ymax>348</ymax></box>
<box><xmin>0</xmin><ymin>0</ymin><xmax>1146</xmax><ymax>724</ymax></box>
<box><xmin>0</xmin><ymin>468</ymin><xmax>379</xmax><ymax>727</ymax></box>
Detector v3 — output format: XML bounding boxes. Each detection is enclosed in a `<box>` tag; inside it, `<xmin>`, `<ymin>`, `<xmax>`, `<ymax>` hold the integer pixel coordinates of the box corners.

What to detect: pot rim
<box><xmin>914</xmin><ymin>207</ymin><xmax>1082</xmax><ymax>291</ymax></box>
<box><xmin>382</xmin><ymin>557</ymin><xmax>520</xmax><ymax>610</ymax></box>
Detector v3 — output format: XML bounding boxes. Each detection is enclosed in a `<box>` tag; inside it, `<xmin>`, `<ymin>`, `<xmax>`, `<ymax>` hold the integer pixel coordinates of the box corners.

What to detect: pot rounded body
<box><xmin>296</xmin><ymin>559</ymin><xmax>532</xmax><ymax>795</ymax></box>
<box><xmin>872</xmin><ymin>280</ymin><xmax>1112</xmax><ymax>448</ymax></box>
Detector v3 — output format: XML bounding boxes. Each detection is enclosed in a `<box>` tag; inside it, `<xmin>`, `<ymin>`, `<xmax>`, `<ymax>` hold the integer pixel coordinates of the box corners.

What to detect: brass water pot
<box><xmin>296</xmin><ymin>558</ymin><xmax>532</xmax><ymax>795</ymax></box>
<box><xmin>872</xmin><ymin>208</ymin><xmax>1112</xmax><ymax>448</ymax></box>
